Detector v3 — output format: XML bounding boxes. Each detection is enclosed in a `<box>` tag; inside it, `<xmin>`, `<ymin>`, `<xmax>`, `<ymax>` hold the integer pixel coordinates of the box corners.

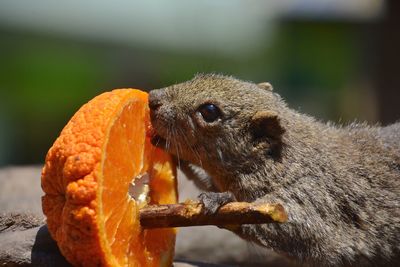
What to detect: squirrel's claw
<box><xmin>198</xmin><ymin>191</ymin><xmax>236</xmax><ymax>215</ymax></box>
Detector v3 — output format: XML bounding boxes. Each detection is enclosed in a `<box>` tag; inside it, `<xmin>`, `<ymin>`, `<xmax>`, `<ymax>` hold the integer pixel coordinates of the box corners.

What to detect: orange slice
<box><xmin>41</xmin><ymin>89</ymin><xmax>177</xmax><ymax>266</ymax></box>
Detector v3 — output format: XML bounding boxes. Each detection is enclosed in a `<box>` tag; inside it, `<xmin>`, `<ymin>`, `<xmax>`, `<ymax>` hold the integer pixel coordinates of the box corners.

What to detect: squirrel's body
<box><xmin>149</xmin><ymin>74</ymin><xmax>400</xmax><ymax>266</ymax></box>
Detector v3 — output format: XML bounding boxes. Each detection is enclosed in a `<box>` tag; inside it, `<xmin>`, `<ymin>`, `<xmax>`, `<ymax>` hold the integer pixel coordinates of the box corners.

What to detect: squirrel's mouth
<box><xmin>147</xmin><ymin>123</ymin><xmax>168</xmax><ymax>149</ymax></box>
<box><xmin>150</xmin><ymin>134</ymin><xmax>167</xmax><ymax>149</ymax></box>
<box><xmin>148</xmin><ymin>111</ymin><xmax>170</xmax><ymax>150</ymax></box>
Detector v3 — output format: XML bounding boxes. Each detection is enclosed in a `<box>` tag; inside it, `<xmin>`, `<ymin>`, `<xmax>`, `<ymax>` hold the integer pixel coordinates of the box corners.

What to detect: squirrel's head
<box><xmin>149</xmin><ymin>74</ymin><xmax>287</xmax><ymax>177</ymax></box>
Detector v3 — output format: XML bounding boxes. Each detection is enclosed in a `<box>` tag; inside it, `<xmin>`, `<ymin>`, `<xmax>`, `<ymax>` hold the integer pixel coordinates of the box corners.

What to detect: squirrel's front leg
<box><xmin>177</xmin><ymin>159</ymin><xmax>236</xmax><ymax>214</ymax></box>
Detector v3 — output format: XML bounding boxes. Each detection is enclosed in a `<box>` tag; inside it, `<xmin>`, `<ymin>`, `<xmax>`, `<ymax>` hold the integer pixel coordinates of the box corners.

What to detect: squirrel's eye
<box><xmin>197</xmin><ymin>103</ymin><xmax>221</xmax><ymax>123</ymax></box>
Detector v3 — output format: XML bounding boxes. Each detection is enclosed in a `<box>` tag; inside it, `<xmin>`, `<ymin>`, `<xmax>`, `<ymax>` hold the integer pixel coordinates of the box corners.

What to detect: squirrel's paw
<box><xmin>198</xmin><ymin>191</ymin><xmax>236</xmax><ymax>215</ymax></box>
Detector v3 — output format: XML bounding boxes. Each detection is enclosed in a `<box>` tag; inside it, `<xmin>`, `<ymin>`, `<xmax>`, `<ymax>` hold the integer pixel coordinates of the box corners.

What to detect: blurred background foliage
<box><xmin>0</xmin><ymin>0</ymin><xmax>399</xmax><ymax>166</ymax></box>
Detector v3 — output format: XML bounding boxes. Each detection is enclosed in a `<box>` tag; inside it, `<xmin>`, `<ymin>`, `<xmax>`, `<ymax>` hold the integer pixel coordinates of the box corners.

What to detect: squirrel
<box><xmin>148</xmin><ymin>74</ymin><xmax>400</xmax><ymax>267</ymax></box>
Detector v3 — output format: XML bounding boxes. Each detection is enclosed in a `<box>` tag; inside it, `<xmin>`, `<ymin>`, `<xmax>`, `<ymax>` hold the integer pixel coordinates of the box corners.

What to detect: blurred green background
<box><xmin>0</xmin><ymin>0</ymin><xmax>399</xmax><ymax>167</ymax></box>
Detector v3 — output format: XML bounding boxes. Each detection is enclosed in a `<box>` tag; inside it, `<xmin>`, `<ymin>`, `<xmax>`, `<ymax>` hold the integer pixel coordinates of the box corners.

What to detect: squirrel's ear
<box><xmin>250</xmin><ymin>110</ymin><xmax>285</xmax><ymax>140</ymax></box>
<box><xmin>257</xmin><ymin>82</ymin><xmax>273</xmax><ymax>91</ymax></box>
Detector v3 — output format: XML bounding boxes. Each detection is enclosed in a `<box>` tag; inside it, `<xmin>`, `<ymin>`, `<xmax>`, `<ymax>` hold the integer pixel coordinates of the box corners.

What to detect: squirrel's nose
<box><xmin>149</xmin><ymin>89</ymin><xmax>165</xmax><ymax>111</ymax></box>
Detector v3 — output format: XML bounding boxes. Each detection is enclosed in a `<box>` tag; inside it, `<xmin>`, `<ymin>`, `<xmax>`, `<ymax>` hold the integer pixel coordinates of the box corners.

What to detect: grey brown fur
<box><xmin>149</xmin><ymin>74</ymin><xmax>400</xmax><ymax>266</ymax></box>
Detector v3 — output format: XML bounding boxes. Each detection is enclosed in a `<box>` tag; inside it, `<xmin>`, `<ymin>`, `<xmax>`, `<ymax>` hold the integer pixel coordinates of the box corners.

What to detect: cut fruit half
<box><xmin>41</xmin><ymin>89</ymin><xmax>177</xmax><ymax>267</ymax></box>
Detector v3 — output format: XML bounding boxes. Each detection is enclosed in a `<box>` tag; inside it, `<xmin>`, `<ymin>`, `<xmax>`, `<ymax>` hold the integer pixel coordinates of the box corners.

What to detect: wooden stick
<box><xmin>139</xmin><ymin>200</ymin><xmax>288</xmax><ymax>228</ymax></box>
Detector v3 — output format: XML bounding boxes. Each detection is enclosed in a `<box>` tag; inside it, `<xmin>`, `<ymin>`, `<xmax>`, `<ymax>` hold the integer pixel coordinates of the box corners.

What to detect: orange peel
<box><xmin>41</xmin><ymin>89</ymin><xmax>177</xmax><ymax>266</ymax></box>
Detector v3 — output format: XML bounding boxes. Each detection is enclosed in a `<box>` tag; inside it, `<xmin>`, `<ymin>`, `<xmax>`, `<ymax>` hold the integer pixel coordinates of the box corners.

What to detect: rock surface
<box><xmin>0</xmin><ymin>166</ymin><xmax>295</xmax><ymax>267</ymax></box>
